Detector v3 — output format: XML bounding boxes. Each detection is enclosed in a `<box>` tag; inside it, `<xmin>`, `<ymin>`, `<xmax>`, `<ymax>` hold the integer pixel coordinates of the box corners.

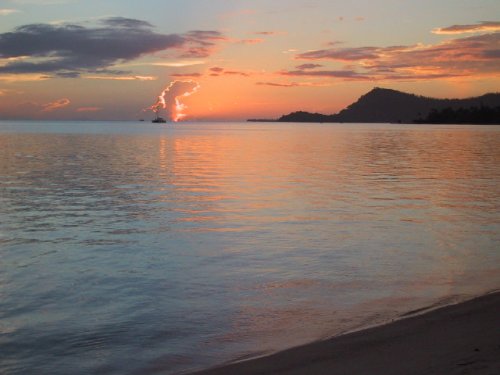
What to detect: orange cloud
<box><xmin>0</xmin><ymin>74</ymin><xmax>50</xmax><ymax>82</ymax></box>
<box><xmin>293</xmin><ymin>32</ymin><xmax>500</xmax><ymax>81</ymax></box>
<box><xmin>432</xmin><ymin>21</ymin><xmax>500</xmax><ymax>35</ymax></box>
<box><xmin>151</xmin><ymin>61</ymin><xmax>206</xmax><ymax>67</ymax></box>
<box><xmin>76</xmin><ymin>107</ymin><xmax>101</xmax><ymax>112</ymax></box>
<box><xmin>42</xmin><ymin>98</ymin><xmax>70</xmax><ymax>112</ymax></box>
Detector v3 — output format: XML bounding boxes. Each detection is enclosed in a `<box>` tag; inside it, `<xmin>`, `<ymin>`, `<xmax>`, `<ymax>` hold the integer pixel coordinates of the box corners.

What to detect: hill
<box><xmin>276</xmin><ymin>88</ymin><xmax>500</xmax><ymax>123</ymax></box>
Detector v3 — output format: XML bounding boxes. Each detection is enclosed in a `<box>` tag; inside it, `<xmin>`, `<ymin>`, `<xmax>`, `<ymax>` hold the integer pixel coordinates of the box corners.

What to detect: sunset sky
<box><xmin>0</xmin><ymin>0</ymin><xmax>499</xmax><ymax>121</ymax></box>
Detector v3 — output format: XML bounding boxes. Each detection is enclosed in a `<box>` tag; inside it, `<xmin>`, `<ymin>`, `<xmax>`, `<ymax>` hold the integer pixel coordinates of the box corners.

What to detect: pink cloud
<box><xmin>432</xmin><ymin>21</ymin><xmax>500</xmax><ymax>35</ymax></box>
<box><xmin>238</xmin><ymin>38</ymin><xmax>264</xmax><ymax>45</ymax></box>
<box><xmin>292</xmin><ymin>32</ymin><xmax>500</xmax><ymax>81</ymax></box>
<box><xmin>42</xmin><ymin>98</ymin><xmax>70</xmax><ymax>112</ymax></box>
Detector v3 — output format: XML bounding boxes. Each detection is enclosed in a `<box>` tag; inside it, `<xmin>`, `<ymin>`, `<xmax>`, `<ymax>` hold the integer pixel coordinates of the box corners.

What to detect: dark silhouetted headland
<box><xmin>267</xmin><ymin>88</ymin><xmax>500</xmax><ymax>124</ymax></box>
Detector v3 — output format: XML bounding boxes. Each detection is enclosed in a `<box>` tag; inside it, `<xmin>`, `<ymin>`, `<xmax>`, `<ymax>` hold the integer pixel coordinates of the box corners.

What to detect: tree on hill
<box><xmin>415</xmin><ymin>105</ymin><xmax>500</xmax><ymax>124</ymax></box>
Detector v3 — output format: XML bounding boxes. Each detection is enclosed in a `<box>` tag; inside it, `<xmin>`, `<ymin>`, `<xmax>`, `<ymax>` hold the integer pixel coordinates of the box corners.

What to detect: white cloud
<box><xmin>0</xmin><ymin>9</ymin><xmax>20</xmax><ymax>15</ymax></box>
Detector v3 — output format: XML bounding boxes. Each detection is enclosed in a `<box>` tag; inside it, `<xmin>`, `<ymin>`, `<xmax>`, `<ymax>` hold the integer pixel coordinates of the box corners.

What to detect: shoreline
<box><xmin>192</xmin><ymin>291</ymin><xmax>500</xmax><ymax>375</ymax></box>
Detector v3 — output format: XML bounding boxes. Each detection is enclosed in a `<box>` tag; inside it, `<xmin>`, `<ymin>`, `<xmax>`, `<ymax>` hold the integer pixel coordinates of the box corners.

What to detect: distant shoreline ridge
<box><xmin>248</xmin><ymin>87</ymin><xmax>500</xmax><ymax>124</ymax></box>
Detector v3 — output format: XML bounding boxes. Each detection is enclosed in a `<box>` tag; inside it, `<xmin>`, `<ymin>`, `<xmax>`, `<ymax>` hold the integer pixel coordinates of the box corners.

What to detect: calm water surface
<box><xmin>0</xmin><ymin>121</ymin><xmax>499</xmax><ymax>374</ymax></box>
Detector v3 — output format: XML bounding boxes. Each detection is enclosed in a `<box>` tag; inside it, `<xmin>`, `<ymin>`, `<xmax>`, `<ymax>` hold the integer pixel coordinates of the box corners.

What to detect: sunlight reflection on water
<box><xmin>0</xmin><ymin>121</ymin><xmax>499</xmax><ymax>374</ymax></box>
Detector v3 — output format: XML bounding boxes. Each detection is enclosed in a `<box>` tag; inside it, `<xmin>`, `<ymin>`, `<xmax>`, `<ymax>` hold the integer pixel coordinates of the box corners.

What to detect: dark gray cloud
<box><xmin>256</xmin><ymin>81</ymin><xmax>300</xmax><ymax>87</ymax></box>
<box><xmin>101</xmin><ymin>17</ymin><xmax>153</xmax><ymax>29</ymax></box>
<box><xmin>297</xmin><ymin>47</ymin><xmax>380</xmax><ymax>61</ymax></box>
<box><xmin>0</xmin><ymin>18</ymin><xmax>223</xmax><ymax>76</ymax></box>
<box><xmin>280</xmin><ymin>69</ymin><xmax>371</xmax><ymax>80</ymax></box>
<box><xmin>180</xmin><ymin>30</ymin><xmax>227</xmax><ymax>58</ymax></box>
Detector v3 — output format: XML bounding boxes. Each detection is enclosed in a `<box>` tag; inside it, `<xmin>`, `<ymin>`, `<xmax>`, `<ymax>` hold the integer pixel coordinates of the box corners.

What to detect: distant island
<box><xmin>251</xmin><ymin>88</ymin><xmax>500</xmax><ymax>124</ymax></box>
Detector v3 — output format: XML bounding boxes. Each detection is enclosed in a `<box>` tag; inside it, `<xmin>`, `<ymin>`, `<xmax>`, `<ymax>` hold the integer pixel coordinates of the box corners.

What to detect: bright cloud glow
<box><xmin>42</xmin><ymin>98</ymin><xmax>70</xmax><ymax>112</ymax></box>
<box><xmin>432</xmin><ymin>21</ymin><xmax>500</xmax><ymax>35</ymax></box>
<box><xmin>0</xmin><ymin>9</ymin><xmax>20</xmax><ymax>15</ymax></box>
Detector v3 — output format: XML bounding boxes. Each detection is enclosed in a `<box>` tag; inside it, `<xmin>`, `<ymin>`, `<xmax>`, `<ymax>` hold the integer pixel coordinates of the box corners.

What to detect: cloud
<box><xmin>84</xmin><ymin>75</ymin><xmax>156</xmax><ymax>81</ymax></box>
<box><xmin>295</xmin><ymin>63</ymin><xmax>323</xmax><ymax>70</ymax></box>
<box><xmin>0</xmin><ymin>73</ymin><xmax>50</xmax><ymax>82</ymax></box>
<box><xmin>151</xmin><ymin>60</ymin><xmax>206</xmax><ymax>67</ymax></box>
<box><xmin>42</xmin><ymin>98</ymin><xmax>70</xmax><ymax>112</ymax></box>
<box><xmin>208</xmin><ymin>66</ymin><xmax>251</xmax><ymax>77</ymax></box>
<box><xmin>209</xmin><ymin>67</ymin><xmax>224</xmax><ymax>73</ymax></box>
<box><xmin>365</xmin><ymin>33</ymin><xmax>500</xmax><ymax>79</ymax></box>
<box><xmin>147</xmin><ymin>80</ymin><xmax>200</xmax><ymax>122</ymax></box>
<box><xmin>180</xmin><ymin>30</ymin><xmax>228</xmax><ymax>58</ymax></box>
<box><xmin>254</xmin><ymin>31</ymin><xmax>286</xmax><ymax>37</ymax></box>
<box><xmin>297</xmin><ymin>47</ymin><xmax>380</xmax><ymax>61</ymax></box>
<box><xmin>171</xmin><ymin>72</ymin><xmax>202</xmax><ymax>78</ymax></box>
<box><xmin>293</xmin><ymin>31</ymin><xmax>500</xmax><ymax>81</ymax></box>
<box><xmin>0</xmin><ymin>88</ymin><xmax>11</xmax><ymax>95</ymax></box>
<box><xmin>325</xmin><ymin>41</ymin><xmax>344</xmax><ymax>47</ymax></box>
<box><xmin>101</xmin><ymin>17</ymin><xmax>153</xmax><ymax>29</ymax></box>
<box><xmin>223</xmin><ymin>70</ymin><xmax>250</xmax><ymax>76</ymax></box>
<box><xmin>76</xmin><ymin>106</ymin><xmax>101</xmax><ymax>112</ymax></box>
<box><xmin>0</xmin><ymin>18</ymin><xmax>224</xmax><ymax>76</ymax></box>
<box><xmin>0</xmin><ymin>9</ymin><xmax>20</xmax><ymax>15</ymax></box>
<box><xmin>432</xmin><ymin>21</ymin><xmax>500</xmax><ymax>35</ymax></box>
<box><xmin>256</xmin><ymin>81</ymin><xmax>332</xmax><ymax>88</ymax></box>
<box><xmin>237</xmin><ymin>38</ymin><xmax>264</xmax><ymax>45</ymax></box>
<box><xmin>255</xmin><ymin>31</ymin><xmax>278</xmax><ymax>35</ymax></box>
<box><xmin>257</xmin><ymin>81</ymin><xmax>300</xmax><ymax>87</ymax></box>
<box><xmin>279</xmin><ymin>69</ymin><xmax>371</xmax><ymax>80</ymax></box>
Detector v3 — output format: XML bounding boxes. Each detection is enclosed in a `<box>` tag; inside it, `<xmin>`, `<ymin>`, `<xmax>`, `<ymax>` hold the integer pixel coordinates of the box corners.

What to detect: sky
<box><xmin>0</xmin><ymin>0</ymin><xmax>499</xmax><ymax>121</ymax></box>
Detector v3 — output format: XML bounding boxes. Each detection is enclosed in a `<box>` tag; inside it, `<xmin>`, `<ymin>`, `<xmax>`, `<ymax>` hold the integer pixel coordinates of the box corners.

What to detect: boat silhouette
<box><xmin>152</xmin><ymin>108</ymin><xmax>167</xmax><ymax>123</ymax></box>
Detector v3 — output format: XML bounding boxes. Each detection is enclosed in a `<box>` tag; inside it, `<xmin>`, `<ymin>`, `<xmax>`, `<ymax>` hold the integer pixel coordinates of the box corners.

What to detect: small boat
<box><xmin>152</xmin><ymin>116</ymin><xmax>166</xmax><ymax>123</ymax></box>
<box><xmin>152</xmin><ymin>108</ymin><xmax>167</xmax><ymax>123</ymax></box>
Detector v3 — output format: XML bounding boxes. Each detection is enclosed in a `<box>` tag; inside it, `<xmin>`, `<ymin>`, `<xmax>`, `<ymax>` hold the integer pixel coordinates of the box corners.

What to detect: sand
<box><xmin>193</xmin><ymin>291</ymin><xmax>500</xmax><ymax>375</ymax></box>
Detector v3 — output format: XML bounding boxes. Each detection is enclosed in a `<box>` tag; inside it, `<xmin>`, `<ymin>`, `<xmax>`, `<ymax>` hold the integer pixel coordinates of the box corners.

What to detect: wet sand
<box><xmin>193</xmin><ymin>291</ymin><xmax>500</xmax><ymax>375</ymax></box>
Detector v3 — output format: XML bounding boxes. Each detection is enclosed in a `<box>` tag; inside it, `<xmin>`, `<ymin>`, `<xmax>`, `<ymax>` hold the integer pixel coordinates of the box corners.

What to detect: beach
<box><xmin>194</xmin><ymin>291</ymin><xmax>500</xmax><ymax>375</ymax></box>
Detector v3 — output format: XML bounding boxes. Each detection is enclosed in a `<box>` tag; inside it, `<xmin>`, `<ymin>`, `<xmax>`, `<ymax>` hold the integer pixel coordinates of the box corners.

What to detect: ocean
<box><xmin>1</xmin><ymin>121</ymin><xmax>499</xmax><ymax>374</ymax></box>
